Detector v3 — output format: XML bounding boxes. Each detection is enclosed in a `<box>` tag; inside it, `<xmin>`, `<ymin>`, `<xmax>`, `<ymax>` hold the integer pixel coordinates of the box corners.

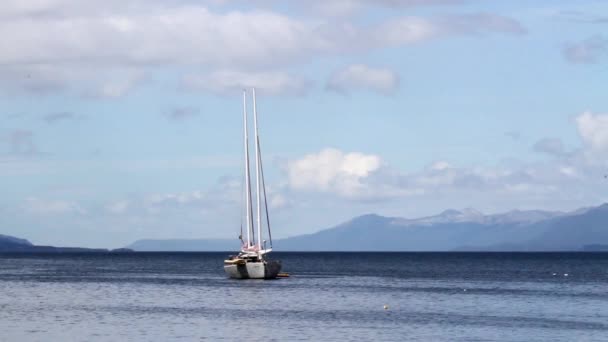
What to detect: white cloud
<box><xmin>0</xmin><ymin>3</ymin><xmax>321</xmax><ymax>95</ymax></box>
<box><xmin>576</xmin><ymin>111</ymin><xmax>608</xmax><ymax>152</ymax></box>
<box><xmin>282</xmin><ymin>139</ymin><xmax>599</xmax><ymax>204</ymax></box>
<box><xmin>283</xmin><ymin>147</ymin><xmax>576</xmax><ymax>202</ymax></box>
<box><xmin>303</xmin><ymin>0</ymin><xmax>463</xmax><ymax>17</ymax></box>
<box><xmin>286</xmin><ymin>148</ymin><xmax>383</xmax><ymax>197</ymax></box>
<box><xmin>0</xmin><ymin>1</ymin><xmax>525</xmax><ymax>96</ymax></box>
<box><xmin>183</xmin><ymin>70</ymin><xmax>309</xmax><ymax>96</ymax></box>
<box><xmin>0</xmin><ymin>5</ymin><xmax>321</xmax><ymax>68</ymax></box>
<box><xmin>327</xmin><ymin>64</ymin><xmax>399</xmax><ymax>94</ymax></box>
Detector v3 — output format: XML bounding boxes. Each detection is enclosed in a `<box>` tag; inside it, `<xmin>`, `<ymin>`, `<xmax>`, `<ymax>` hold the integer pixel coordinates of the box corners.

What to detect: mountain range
<box><xmin>127</xmin><ymin>203</ymin><xmax>608</xmax><ymax>251</ymax></box>
<box><xmin>0</xmin><ymin>234</ymin><xmax>128</xmax><ymax>253</ymax></box>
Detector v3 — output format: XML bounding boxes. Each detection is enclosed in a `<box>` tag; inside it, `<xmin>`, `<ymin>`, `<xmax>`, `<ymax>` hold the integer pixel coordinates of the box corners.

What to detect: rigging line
<box><xmin>257</xmin><ymin>136</ymin><xmax>273</xmax><ymax>248</ymax></box>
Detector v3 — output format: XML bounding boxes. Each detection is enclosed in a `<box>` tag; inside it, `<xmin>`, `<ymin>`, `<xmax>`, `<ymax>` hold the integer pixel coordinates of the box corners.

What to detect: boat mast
<box><xmin>259</xmin><ymin>144</ymin><xmax>273</xmax><ymax>249</ymax></box>
<box><xmin>242</xmin><ymin>90</ymin><xmax>254</xmax><ymax>248</ymax></box>
<box><xmin>252</xmin><ymin>88</ymin><xmax>263</xmax><ymax>252</ymax></box>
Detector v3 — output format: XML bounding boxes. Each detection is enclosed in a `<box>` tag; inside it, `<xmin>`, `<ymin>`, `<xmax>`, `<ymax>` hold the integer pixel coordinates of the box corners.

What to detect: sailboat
<box><xmin>224</xmin><ymin>88</ymin><xmax>282</xmax><ymax>279</ymax></box>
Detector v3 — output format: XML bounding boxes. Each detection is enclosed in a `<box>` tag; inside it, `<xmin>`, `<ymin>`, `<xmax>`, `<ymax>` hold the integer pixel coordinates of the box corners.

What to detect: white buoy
<box><xmin>383</xmin><ymin>305</ymin><xmax>389</xmax><ymax>310</ymax></box>
<box><xmin>552</xmin><ymin>273</ymin><xmax>557</xmax><ymax>276</ymax></box>
<box><xmin>564</xmin><ymin>273</ymin><xmax>569</xmax><ymax>277</ymax></box>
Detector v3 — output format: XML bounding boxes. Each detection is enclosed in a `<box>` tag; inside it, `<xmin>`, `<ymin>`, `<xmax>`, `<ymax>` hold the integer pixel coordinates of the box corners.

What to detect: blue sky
<box><xmin>1</xmin><ymin>0</ymin><xmax>608</xmax><ymax>248</ymax></box>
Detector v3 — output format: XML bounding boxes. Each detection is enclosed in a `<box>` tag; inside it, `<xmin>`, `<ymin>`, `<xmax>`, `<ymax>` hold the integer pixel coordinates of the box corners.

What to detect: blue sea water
<box><xmin>1</xmin><ymin>252</ymin><xmax>607</xmax><ymax>341</ymax></box>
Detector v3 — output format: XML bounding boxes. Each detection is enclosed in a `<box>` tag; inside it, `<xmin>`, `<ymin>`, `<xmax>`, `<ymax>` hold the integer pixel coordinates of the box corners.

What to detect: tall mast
<box><xmin>252</xmin><ymin>88</ymin><xmax>262</xmax><ymax>251</ymax></box>
<box><xmin>242</xmin><ymin>90</ymin><xmax>253</xmax><ymax>248</ymax></box>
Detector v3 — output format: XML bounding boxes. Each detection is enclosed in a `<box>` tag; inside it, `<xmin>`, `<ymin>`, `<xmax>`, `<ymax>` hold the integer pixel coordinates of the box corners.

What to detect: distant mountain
<box><xmin>0</xmin><ymin>234</ymin><xmax>127</xmax><ymax>253</ymax></box>
<box><xmin>582</xmin><ymin>244</ymin><xmax>608</xmax><ymax>251</ymax></box>
<box><xmin>128</xmin><ymin>239</ymin><xmax>235</xmax><ymax>252</ymax></box>
<box><xmin>126</xmin><ymin>204</ymin><xmax>608</xmax><ymax>252</ymax></box>
<box><xmin>0</xmin><ymin>234</ymin><xmax>34</xmax><ymax>249</ymax></box>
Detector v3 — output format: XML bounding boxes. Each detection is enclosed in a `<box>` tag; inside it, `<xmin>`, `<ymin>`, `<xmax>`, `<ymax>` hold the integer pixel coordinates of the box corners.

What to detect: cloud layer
<box><xmin>286</xmin><ymin>148</ymin><xmax>383</xmax><ymax>198</ymax></box>
<box><xmin>0</xmin><ymin>1</ymin><xmax>525</xmax><ymax>96</ymax></box>
<box><xmin>279</xmin><ymin>111</ymin><xmax>608</xmax><ymax>205</ymax></box>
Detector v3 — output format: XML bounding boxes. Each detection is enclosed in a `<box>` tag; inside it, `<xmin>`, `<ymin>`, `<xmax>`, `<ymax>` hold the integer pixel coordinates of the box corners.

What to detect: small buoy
<box><xmin>383</xmin><ymin>305</ymin><xmax>389</xmax><ymax>310</ymax></box>
<box><xmin>552</xmin><ymin>273</ymin><xmax>557</xmax><ymax>276</ymax></box>
<box><xmin>564</xmin><ymin>273</ymin><xmax>569</xmax><ymax>277</ymax></box>
<box><xmin>277</xmin><ymin>273</ymin><xmax>290</xmax><ymax>278</ymax></box>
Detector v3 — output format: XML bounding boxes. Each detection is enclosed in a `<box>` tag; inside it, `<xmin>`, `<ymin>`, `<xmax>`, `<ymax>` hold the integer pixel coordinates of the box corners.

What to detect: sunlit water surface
<box><xmin>1</xmin><ymin>252</ymin><xmax>607</xmax><ymax>341</ymax></box>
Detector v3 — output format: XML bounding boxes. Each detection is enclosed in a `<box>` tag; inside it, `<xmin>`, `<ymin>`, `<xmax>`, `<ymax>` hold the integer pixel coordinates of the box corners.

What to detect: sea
<box><xmin>1</xmin><ymin>252</ymin><xmax>607</xmax><ymax>341</ymax></box>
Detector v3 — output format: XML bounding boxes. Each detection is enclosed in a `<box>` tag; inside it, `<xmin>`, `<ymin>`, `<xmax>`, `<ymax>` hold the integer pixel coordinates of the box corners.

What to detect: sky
<box><xmin>1</xmin><ymin>0</ymin><xmax>608</xmax><ymax>248</ymax></box>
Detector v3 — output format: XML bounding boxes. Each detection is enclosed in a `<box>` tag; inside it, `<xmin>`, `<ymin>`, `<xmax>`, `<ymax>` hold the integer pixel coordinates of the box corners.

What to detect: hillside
<box><xmin>127</xmin><ymin>204</ymin><xmax>608</xmax><ymax>251</ymax></box>
<box><xmin>0</xmin><ymin>234</ymin><xmax>119</xmax><ymax>253</ymax></box>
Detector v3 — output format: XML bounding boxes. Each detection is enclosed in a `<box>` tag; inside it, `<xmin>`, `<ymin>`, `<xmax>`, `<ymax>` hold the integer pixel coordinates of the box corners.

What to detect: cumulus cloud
<box><xmin>327</xmin><ymin>64</ymin><xmax>400</xmax><ymax>94</ymax></box>
<box><xmin>0</xmin><ymin>1</ymin><xmax>525</xmax><ymax>96</ymax></box>
<box><xmin>182</xmin><ymin>70</ymin><xmax>309</xmax><ymax>96</ymax></box>
<box><xmin>0</xmin><ymin>5</ymin><xmax>323</xmax><ymax>69</ymax></box>
<box><xmin>286</xmin><ymin>148</ymin><xmax>384</xmax><ymax>198</ymax></box>
<box><xmin>576</xmin><ymin>111</ymin><xmax>608</xmax><ymax>152</ymax></box>
<box><xmin>307</xmin><ymin>0</ymin><xmax>464</xmax><ymax>16</ymax></box>
<box><xmin>0</xmin><ymin>4</ymin><xmax>319</xmax><ymax>95</ymax></box>
<box><xmin>283</xmin><ymin>147</ymin><xmax>573</xmax><ymax>202</ymax></box>
<box><xmin>282</xmin><ymin>138</ymin><xmax>602</xmax><ymax>205</ymax></box>
<box><xmin>563</xmin><ymin>35</ymin><xmax>608</xmax><ymax>64</ymax></box>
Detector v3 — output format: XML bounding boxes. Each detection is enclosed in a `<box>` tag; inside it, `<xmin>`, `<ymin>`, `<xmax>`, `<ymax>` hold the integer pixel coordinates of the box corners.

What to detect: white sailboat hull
<box><xmin>224</xmin><ymin>260</ymin><xmax>281</xmax><ymax>279</ymax></box>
